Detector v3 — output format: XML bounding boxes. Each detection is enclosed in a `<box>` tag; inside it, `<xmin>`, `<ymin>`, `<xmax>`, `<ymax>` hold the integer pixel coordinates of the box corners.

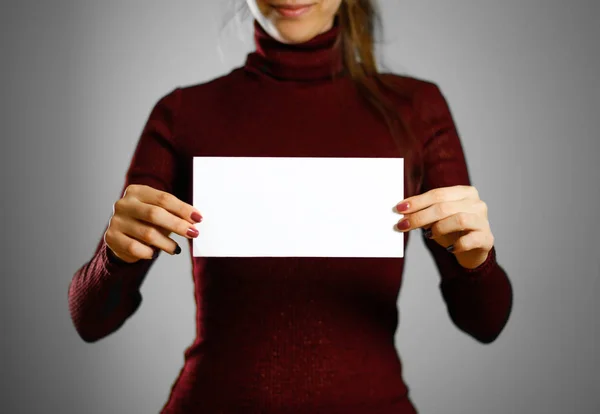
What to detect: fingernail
<box><xmin>187</xmin><ymin>226</ymin><xmax>199</xmax><ymax>238</ymax></box>
<box><xmin>396</xmin><ymin>202</ymin><xmax>410</xmax><ymax>212</ymax></box>
<box><xmin>191</xmin><ymin>212</ymin><xmax>203</xmax><ymax>223</ymax></box>
<box><xmin>446</xmin><ymin>245</ymin><xmax>454</xmax><ymax>253</ymax></box>
<box><xmin>174</xmin><ymin>244</ymin><xmax>182</xmax><ymax>255</ymax></box>
<box><xmin>397</xmin><ymin>219</ymin><xmax>411</xmax><ymax>231</ymax></box>
<box><xmin>423</xmin><ymin>228</ymin><xmax>432</xmax><ymax>238</ymax></box>
<box><xmin>152</xmin><ymin>249</ymin><xmax>160</xmax><ymax>259</ymax></box>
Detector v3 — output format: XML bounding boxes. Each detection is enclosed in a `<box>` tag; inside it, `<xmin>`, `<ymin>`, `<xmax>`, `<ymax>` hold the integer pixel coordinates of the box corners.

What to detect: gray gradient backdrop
<box><xmin>2</xmin><ymin>0</ymin><xmax>598</xmax><ymax>413</ymax></box>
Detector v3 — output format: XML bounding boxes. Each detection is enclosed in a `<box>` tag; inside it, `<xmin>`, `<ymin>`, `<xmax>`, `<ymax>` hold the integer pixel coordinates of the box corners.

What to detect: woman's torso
<box><xmin>160</xmin><ymin>67</ymin><xmax>423</xmax><ymax>413</ymax></box>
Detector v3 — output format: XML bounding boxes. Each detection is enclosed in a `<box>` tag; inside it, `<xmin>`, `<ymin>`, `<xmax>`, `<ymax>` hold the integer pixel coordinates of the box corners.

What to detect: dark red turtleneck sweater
<box><xmin>68</xmin><ymin>20</ymin><xmax>513</xmax><ymax>413</ymax></box>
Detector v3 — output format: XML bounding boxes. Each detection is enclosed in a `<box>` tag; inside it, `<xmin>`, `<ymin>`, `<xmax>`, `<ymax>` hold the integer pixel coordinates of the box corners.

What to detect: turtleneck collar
<box><xmin>244</xmin><ymin>18</ymin><xmax>345</xmax><ymax>82</ymax></box>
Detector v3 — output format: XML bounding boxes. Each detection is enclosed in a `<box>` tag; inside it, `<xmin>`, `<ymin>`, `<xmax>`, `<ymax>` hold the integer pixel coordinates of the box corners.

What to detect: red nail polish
<box><xmin>396</xmin><ymin>202</ymin><xmax>410</xmax><ymax>212</ymax></box>
<box><xmin>397</xmin><ymin>219</ymin><xmax>411</xmax><ymax>230</ymax></box>
<box><xmin>191</xmin><ymin>212</ymin><xmax>203</xmax><ymax>223</ymax></box>
<box><xmin>187</xmin><ymin>227</ymin><xmax>199</xmax><ymax>238</ymax></box>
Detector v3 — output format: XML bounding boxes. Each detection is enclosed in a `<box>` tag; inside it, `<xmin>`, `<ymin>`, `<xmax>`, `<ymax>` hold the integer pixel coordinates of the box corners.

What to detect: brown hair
<box><xmin>337</xmin><ymin>0</ymin><xmax>423</xmax><ymax>195</ymax></box>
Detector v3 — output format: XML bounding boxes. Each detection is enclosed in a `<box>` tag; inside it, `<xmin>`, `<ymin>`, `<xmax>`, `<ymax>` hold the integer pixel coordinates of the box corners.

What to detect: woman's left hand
<box><xmin>395</xmin><ymin>185</ymin><xmax>494</xmax><ymax>269</ymax></box>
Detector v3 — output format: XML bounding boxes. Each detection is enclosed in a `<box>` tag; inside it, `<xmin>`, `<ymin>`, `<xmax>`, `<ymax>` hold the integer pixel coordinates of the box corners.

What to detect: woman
<box><xmin>68</xmin><ymin>1</ymin><xmax>513</xmax><ymax>412</ymax></box>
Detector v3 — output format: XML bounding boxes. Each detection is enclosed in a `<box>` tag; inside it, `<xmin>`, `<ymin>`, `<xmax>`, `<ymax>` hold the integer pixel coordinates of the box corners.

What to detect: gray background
<box><xmin>2</xmin><ymin>0</ymin><xmax>599</xmax><ymax>413</ymax></box>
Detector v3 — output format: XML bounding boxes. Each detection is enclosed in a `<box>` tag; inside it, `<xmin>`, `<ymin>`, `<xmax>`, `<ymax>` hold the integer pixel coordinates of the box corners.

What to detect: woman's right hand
<box><xmin>104</xmin><ymin>184</ymin><xmax>203</xmax><ymax>263</ymax></box>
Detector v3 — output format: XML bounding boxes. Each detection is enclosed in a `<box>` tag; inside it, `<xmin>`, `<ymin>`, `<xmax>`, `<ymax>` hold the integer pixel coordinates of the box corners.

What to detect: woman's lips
<box><xmin>272</xmin><ymin>3</ymin><xmax>315</xmax><ymax>18</ymax></box>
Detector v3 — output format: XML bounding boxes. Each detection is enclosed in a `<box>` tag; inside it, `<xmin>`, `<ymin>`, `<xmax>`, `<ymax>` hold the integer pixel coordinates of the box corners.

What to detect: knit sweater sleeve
<box><xmin>68</xmin><ymin>87</ymin><xmax>184</xmax><ymax>343</ymax></box>
<box><xmin>415</xmin><ymin>82</ymin><xmax>513</xmax><ymax>344</ymax></box>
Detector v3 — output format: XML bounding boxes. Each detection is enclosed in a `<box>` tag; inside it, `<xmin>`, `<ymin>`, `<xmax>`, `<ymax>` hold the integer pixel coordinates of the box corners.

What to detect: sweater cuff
<box><xmin>104</xmin><ymin>243</ymin><xmax>128</xmax><ymax>264</ymax></box>
<box><xmin>456</xmin><ymin>246</ymin><xmax>498</xmax><ymax>279</ymax></box>
<box><xmin>100</xmin><ymin>240</ymin><xmax>140</xmax><ymax>272</ymax></box>
<box><xmin>68</xmin><ymin>241</ymin><xmax>129</xmax><ymax>308</ymax></box>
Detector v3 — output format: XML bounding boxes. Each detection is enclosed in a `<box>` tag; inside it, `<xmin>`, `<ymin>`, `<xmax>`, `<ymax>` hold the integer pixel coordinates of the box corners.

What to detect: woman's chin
<box><xmin>270</xmin><ymin>22</ymin><xmax>323</xmax><ymax>44</ymax></box>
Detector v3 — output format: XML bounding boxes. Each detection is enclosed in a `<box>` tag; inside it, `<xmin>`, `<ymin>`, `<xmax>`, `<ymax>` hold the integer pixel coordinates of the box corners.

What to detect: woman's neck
<box><xmin>244</xmin><ymin>18</ymin><xmax>345</xmax><ymax>82</ymax></box>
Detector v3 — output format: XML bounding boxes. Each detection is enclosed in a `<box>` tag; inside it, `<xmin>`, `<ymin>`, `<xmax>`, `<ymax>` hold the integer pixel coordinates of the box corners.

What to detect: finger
<box><xmin>452</xmin><ymin>230</ymin><xmax>494</xmax><ymax>254</ymax></box>
<box><xmin>105</xmin><ymin>228</ymin><xmax>155</xmax><ymax>260</ymax></box>
<box><xmin>106</xmin><ymin>243</ymin><xmax>140</xmax><ymax>264</ymax></box>
<box><xmin>128</xmin><ymin>185</ymin><xmax>203</xmax><ymax>224</ymax></box>
<box><xmin>123</xmin><ymin>199</ymin><xmax>201</xmax><ymax>240</ymax></box>
<box><xmin>395</xmin><ymin>185</ymin><xmax>478</xmax><ymax>214</ymax></box>
<box><xmin>119</xmin><ymin>216</ymin><xmax>181</xmax><ymax>255</ymax></box>
<box><xmin>423</xmin><ymin>229</ymin><xmax>463</xmax><ymax>248</ymax></box>
<box><xmin>427</xmin><ymin>212</ymin><xmax>488</xmax><ymax>239</ymax></box>
<box><xmin>396</xmin><ymin>199</ymin><xmax>476</xmax><ymax>231</ymax></box>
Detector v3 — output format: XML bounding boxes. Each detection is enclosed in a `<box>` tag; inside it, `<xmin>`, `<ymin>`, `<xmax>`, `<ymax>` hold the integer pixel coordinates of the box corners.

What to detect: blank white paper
<box><xmin>192</xmin><ymin>157</ymin><xmax>404</xmax><ymax>258</ymax></box>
